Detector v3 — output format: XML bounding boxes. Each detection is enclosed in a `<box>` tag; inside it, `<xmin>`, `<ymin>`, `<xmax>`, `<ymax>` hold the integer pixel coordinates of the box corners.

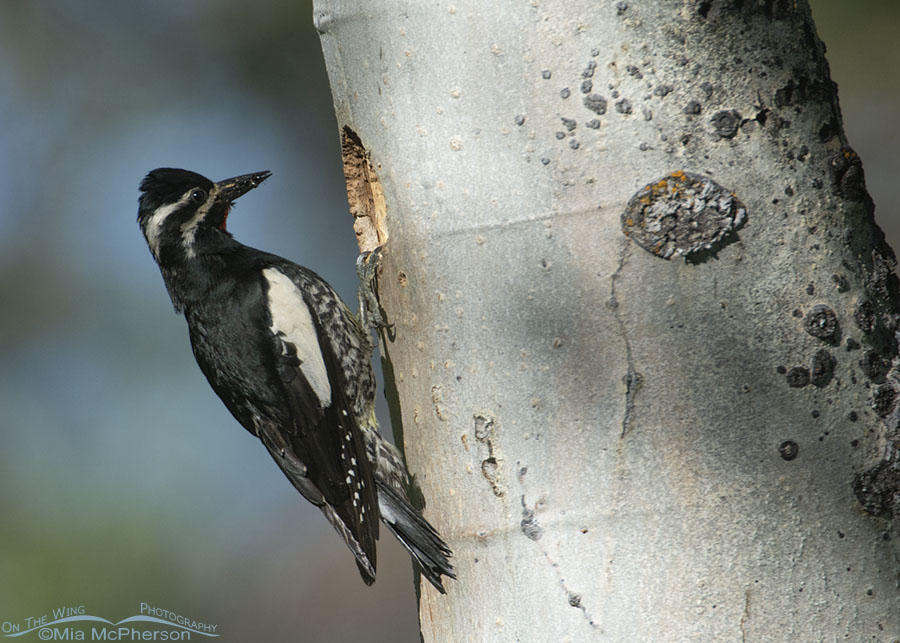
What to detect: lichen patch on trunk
<box><xmin>621</xmin><ymin>171</ymin><xmax>747</xmax><ymax>261</ymax></box>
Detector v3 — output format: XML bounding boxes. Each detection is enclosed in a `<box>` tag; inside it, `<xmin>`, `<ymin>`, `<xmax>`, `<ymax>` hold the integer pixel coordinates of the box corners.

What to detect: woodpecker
<box><xmin>137</xmin><ymin>168</ymin><xmax>454</xmax><ymax>592</ymax></box>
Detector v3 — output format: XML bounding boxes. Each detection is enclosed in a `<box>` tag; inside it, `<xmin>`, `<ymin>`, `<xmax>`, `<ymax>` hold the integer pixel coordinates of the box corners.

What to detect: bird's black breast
<box><xmin>184</xmin><ymin>269</ymin><xmax>285</xmax><ymax>434</ymax></box>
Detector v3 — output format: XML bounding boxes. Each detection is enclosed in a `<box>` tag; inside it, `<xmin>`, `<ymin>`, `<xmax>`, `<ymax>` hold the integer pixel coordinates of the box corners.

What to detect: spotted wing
<box><xmin>260</xmin><ymin>266</ymin><xmax>379</xmax><ymax>582</ymax></box>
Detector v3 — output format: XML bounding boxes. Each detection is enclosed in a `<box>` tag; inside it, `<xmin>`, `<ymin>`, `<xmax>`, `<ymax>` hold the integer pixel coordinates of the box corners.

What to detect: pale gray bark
<box><xmin>315</xmin><ymin>0</ymin><xmax>900</xmax><ymax>640</ymax></box>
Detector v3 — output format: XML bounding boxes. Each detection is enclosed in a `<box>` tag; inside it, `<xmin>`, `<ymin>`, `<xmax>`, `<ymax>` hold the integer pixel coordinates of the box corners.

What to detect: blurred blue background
<box><xmin>0</xmin><ymin>2</ymin><xmax>897</xmax><ymax>641</ymax></box>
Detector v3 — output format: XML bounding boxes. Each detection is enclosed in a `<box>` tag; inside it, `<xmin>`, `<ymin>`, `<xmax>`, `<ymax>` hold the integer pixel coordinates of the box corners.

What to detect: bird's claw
<box><xmin>357</xmin><ymin>247</ymin><xmax>394</xmax><ymax>338</ymax></box>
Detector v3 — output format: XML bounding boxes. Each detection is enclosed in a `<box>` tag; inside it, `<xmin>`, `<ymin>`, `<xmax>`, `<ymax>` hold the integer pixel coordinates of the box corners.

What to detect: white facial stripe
<box><xmin>263</xmin><ymin>267</ymin><xmax>332</xmax><ymax>407</ymax></box>
<box><xmin>143</xmin><ymin>190</ymin><xmax>193</xmax><ymax>258</ymax></box>
<box><xmin>180</xmin><ymin>185</ymin><xmax>220</xmax><ymax>258</ymax></box>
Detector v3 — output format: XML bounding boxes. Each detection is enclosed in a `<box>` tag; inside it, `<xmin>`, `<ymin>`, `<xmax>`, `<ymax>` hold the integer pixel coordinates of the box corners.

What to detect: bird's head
<box><xmin>138</xmin><ymin>168</ymin><xmax>271</xmax><ymax>264</ymax></box>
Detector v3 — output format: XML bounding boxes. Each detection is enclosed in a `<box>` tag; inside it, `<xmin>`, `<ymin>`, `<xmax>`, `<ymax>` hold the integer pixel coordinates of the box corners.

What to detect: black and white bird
<box><xmin>137</xmin><ymin>168</ymin><xmax>454</xmax><ymax>592</ymax></box>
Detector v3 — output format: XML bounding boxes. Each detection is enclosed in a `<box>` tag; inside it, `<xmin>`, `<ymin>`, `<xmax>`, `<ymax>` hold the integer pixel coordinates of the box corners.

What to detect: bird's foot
<box><xmin>357</xmin><ymin>247</ymin><xmax>394</xmax><ymax>338</ymax></box>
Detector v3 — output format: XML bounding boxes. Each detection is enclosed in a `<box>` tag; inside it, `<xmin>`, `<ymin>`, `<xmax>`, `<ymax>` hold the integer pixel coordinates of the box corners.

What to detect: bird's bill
<box><xmin>215</xmin><ymin>171</ymin><xmax>272</xmax><ymax>202</ymax></box>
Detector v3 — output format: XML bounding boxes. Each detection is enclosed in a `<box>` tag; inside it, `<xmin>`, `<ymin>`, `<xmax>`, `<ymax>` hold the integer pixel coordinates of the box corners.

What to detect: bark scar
<box><xmin>474</xmin><ymin>413</ymin><xmax>504</xmax><ymax>498</ymax></box>
<box><xmin>740</xmin><ymin>589</ymin><xmax>750</xmax><ymax>642</ymax></box>
<box><xmin>340</xmin><ymin>125</ymin><xmax>388</xmax><ymax>253</ymax></box>
<box><xmin>517</xmin><ymin>468</ymin><xmax>598</xmax><ymax>628</ymax></box>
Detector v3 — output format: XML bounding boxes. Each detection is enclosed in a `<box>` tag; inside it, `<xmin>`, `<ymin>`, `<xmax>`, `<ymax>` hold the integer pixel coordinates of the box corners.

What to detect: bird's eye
<box><xmin>190</xmin><ymin>189</ymin><xmax>207</xmax><ymax>204</ymax></box>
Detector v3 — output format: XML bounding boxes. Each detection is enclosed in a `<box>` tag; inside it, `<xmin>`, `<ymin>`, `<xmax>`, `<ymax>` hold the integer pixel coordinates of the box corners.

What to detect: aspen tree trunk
<box><xmin>315</xmin><ymin>1</ymin><xmax>900</xmax><ymax>639</ymax></box>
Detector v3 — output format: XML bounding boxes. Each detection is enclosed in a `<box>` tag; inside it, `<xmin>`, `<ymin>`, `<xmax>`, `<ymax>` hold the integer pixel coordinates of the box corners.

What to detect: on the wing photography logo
<box><xmin>1</xmin><ymin>603</ymin><xmax>218</xmax><ymax>640</ymax></box>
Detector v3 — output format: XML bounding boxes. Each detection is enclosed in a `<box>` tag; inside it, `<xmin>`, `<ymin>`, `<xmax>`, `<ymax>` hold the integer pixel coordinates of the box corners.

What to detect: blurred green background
<box><xmin>0</xmin><ymin>2</ymin><xmax>897</xmax><ymax>641</ymax></box>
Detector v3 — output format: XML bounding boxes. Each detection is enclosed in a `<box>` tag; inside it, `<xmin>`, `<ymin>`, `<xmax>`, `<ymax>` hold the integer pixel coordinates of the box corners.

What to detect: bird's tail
<box><xmin>376</xmin><ymin>480</ymin><xmax>455</xmax><ymax>593</ymax></box>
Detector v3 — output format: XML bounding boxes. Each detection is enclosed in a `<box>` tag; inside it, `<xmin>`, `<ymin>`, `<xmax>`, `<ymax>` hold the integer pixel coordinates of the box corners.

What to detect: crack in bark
<box><xmin>610</xmin><ymin>241</ymin><xmax>643</xmax><ymax>437</ymax></box>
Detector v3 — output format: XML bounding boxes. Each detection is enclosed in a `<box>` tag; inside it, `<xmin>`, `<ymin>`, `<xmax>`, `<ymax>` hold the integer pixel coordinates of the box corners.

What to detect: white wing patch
<box><xmin>263</xmin><ymin>267</ymin><xmax>332</xmax><ymax>408</ymax></box>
